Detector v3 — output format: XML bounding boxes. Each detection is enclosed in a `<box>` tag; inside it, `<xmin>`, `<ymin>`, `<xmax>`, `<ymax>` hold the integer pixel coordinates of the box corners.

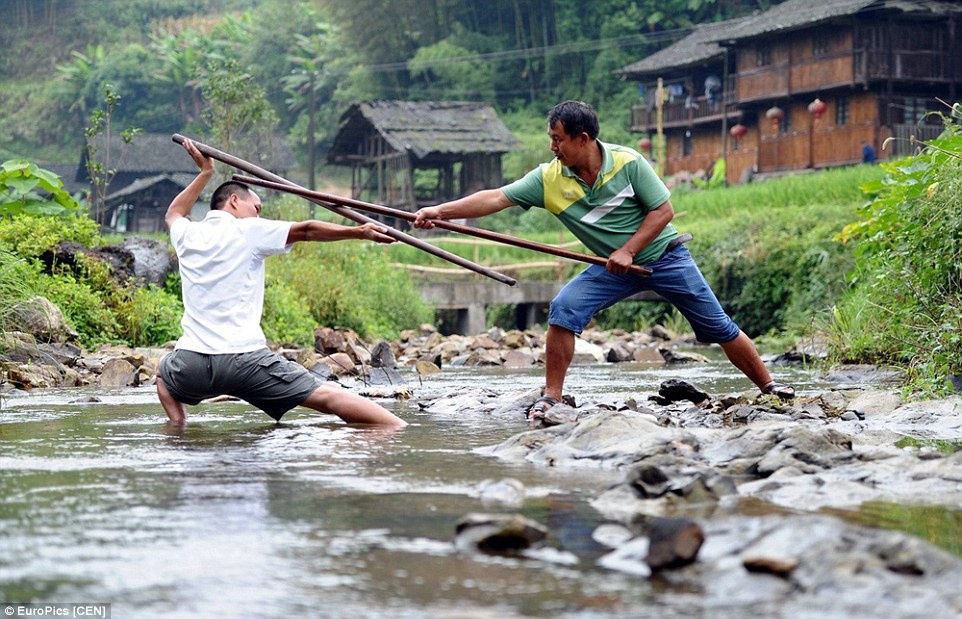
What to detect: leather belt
<box><xmin>662</xmin><ymin>232</ymin><xmax>693</xmax><ymax>255</ymax></box>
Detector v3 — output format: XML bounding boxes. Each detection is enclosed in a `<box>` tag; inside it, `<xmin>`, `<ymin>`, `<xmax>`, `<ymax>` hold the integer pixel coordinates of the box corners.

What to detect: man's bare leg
<box><xmin>543</xmin><ymin>324</ymin><xmax>576</xmax><ymax>403</ymax></box>
<box><xmin>300</xmin><ymin>383</ymin><xmax>407</xmax><ymax>427</ymax></box>
<box><xmin>718</xmin><ymin>330</ymin><xmax>775</xmax><ymax>390</ymax></box>
<box><xmin>157</xmin><ymin>375</ymin><xmax>187</xmax><ymax>425</ymax></box>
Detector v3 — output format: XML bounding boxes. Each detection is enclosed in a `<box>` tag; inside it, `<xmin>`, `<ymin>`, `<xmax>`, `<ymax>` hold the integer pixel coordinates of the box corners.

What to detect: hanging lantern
<box><xmin>729</xmin><ymin>123</ymin><xmax>748</xmax><ymax>142</ymax></box>
<box><xmin>808</xmin><ymin>98</ymin><xmax>827</xmax><ymax>120</ymax></box>
<box><xmin>637</xmin><ymin>136</ymin><xmax>652</xmax><ymax>152</ymax></box>
<box><xmin>765</xmin><ymin>105</ymin><xmax>784</xmax><ymax>129</ymax></box>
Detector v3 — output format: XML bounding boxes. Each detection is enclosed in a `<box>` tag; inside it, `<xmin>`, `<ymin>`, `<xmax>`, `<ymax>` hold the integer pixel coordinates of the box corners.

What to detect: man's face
<box><xmin>227</xmin><ymin>190</ymin><xmax>262</xmax><ymax>218</ymax></box>
<box><xmin>548</xmin><ymin>121</ymin><xmax>586</xmax><ymax>166</ymax></box>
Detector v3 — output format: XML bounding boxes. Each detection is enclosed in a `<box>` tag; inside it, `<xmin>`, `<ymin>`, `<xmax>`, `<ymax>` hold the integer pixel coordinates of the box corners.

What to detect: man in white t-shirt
<box><xmin>157</xmin><ymin>139</ymin><xmax>406</xmax><ymax>427</ymax></box>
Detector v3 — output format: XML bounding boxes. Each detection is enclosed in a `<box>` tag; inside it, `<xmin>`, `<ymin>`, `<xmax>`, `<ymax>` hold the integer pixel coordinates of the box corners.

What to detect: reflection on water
<box><xmin>0</xmin><ymin>357</ymin><xmax>944</xmax><ymax>618</ymax></box>
<box><xmin>823</xmin><ymin>501</ymin><xmax>962</xmax><ymax>557</ymax></box>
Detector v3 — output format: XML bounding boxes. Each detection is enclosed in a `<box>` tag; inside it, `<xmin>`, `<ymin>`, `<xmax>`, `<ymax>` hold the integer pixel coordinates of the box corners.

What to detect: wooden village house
<box><xmin>619</xmin><ymin>0</ymin><xmax>962</xmax><ymax>184</ymax></box>
<box><xmin>327</xmin><ymin>101</ymin><xmax>519</xmax><ymax>220</ymax></box>
<box><xmin>76</xmin><ymin>132</ymin><xmax>295</xmax><ymax>233</ymax></box>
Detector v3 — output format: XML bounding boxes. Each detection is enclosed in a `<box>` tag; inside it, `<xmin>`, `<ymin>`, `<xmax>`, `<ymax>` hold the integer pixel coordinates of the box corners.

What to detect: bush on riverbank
<box><xmin>0</xmin><ymin>182</ymin><xmax>433</xmax><ymax>349</ymax></box>
<box><xmin>829</xmin><ymin>105</ymin><xmax>962</xmax><ymax>395</ymax></box>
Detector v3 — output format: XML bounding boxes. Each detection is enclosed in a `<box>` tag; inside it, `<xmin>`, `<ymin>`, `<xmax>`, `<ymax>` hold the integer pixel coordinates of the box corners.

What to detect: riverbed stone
<box><xmin>645</xmin><ymin>516</ymin><xmax>705</xmax><ymax>570</ymax></box>
<box><xmin>98</xmin><ymin>358</ymin><xmax>138</xmax><ymax>387</ymax></box>
<box><xmin>454</xmin><ymin>513</ymin><xmax>547</xmax><ymax>556</ymax></box>
<box><xmin>4</xmin><ymin>296</ymin><xmax>78</xmax><ymax>343</ymax></box>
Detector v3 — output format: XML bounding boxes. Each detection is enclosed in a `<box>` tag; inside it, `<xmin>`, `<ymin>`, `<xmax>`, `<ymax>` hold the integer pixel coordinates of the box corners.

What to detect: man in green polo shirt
<box><xmin>413</xmin><ymin>100</ymin><xmax>795</xmax><ymax>418</ymax></box>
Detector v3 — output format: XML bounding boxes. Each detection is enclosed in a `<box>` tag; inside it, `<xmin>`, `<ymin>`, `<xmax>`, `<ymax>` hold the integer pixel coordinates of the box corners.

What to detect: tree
<box><xmin>281</xmin><ymin>27</ymin><xmax>340</xmax><ymax>190</ymax></box>
<box><xmin>197</xmin><ymin>58</ymin><xmax>280</xmax><ymax>179</ymax></box>
<box><xmin>407</xmin><ymin>37</ymin><xmax>497</xmax><ymax>101</ymax></box>
<box><xmin>83</xmin><ymin>82</ymin><xmax>141</xmax><ymax>226</ymax></box>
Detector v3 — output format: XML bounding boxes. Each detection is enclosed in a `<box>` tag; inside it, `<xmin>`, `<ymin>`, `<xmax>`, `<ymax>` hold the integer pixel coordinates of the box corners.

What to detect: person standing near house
<box><xmin>156</xmin><ymin>138</ymin><xmax>406</xmax><ymax>428</ymax></box>
<box><xmin>861</xmin><ymin>140</ymin><xmax>877</xmax><ymax>164</ymax></box>
<box><xmin>413</xmin><ymin>100</ymin><xmax>795</xmax><ymax>418</ymax></box>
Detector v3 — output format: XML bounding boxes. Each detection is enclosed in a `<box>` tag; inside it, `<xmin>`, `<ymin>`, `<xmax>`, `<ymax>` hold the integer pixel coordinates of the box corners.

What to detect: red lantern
<box><xmin>808</xmin><ymin>98</ymin><xmax>827</xmax><ymax>120</ymax></box>
<box><xmin>637</xmin><ymin>137</ymin><xmax>652</xmax><ymax>152</ymax></box>
<box><xmin>729</xmin><ymin>123</ymin><xmax>748</xmax><ymax>142</ymax></box>
<box><xmin>765</xmin><ymin>105</ymin><xmax>784</xmax><ymax>129</ymax></box>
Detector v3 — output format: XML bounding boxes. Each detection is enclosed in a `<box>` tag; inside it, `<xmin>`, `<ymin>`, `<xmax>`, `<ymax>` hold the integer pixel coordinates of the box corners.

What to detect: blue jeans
<box><xmin>548</xmin><ymin>245</ymin><xmax>741</xmax><ymax>344</ymax></box>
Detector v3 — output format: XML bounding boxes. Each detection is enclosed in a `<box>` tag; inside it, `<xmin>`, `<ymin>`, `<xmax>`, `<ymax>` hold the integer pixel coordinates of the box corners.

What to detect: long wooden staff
<box><xmin>171</xmin><ymin>134</ymin><xmax>517</xmax><ymax>286</ymax></box>
<box><xmin>232</xmin><ymin>174</ymin><xmax>653</xmax><ymax>277</ymax></box>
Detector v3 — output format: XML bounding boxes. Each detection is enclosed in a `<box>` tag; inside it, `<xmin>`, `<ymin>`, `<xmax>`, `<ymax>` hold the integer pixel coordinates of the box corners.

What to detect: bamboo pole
<box><xmin>233</xmin><ymin>174</ymin><xmax>653</xmax><ymax>277</ymax></box>
<box><xmin>171</xmin><ymin>134</ymin><xmax>516</xmax><ymax>286</ymax></box>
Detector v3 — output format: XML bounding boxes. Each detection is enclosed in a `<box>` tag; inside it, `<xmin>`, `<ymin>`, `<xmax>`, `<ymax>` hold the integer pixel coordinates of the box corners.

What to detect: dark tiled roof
<box><xmin>619</xmin><ymin>0</ymin><xmax>962</xmax><ymax>77</ymax></box>
<box><xmin>618</xmin><ymin>17</ymin><xmax>751</xmax><ymax>78</ymax></box>
<box><xmin>331</xmin><ymin>101</ymin><xmax>519</xmax><ymax>160</ymax></box>
<box><xmin>84</xmin><ymin>133</ymin><xmax>198</xmax><ymax>174</ymax></box>
<box><xmin>83</xmin><ymin>132</ymin><xmax>296</xmax><ymax>176</ymax></box>
<box><xmin>726</xmin><ymin>0</ymin><xmax>962</xmax><ymax>39</ymax></box>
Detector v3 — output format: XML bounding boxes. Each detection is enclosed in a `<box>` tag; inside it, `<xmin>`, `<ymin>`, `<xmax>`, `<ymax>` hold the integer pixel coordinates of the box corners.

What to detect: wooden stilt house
<box><xmin>619</xmin><ymin>0</ymin><xmax>962</xmax><ymax>184</ymax></box>
<box><xmin>327</xmin><ymin>101</ymin><xmax>519</xmax><ymax>216</ymax></box>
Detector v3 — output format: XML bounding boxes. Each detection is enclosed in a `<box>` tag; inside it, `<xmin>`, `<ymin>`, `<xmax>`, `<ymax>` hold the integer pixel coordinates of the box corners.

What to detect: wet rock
<box><xmin>98</xmin><ymin>358</ymin><xmax>138</xmax><ymax>387</ymax></box>
<box><xmin>597</xmin><ymin>537</ymin><xmax>653</xmax><ymax>577</ymax></box>
<box><xmin>658</xmin><ymin>379</ymin><xmax>711</xmax><ymax>404</ymax></box>
<box><xmin>481</xmin><ymin>410</ymin><xmax>694</xmax><ymax>469</ymax></box>
<box><xmin>454</xmin><ymin>513</ymin><xmax>547</xmax><ymax>556</ymax></box>
<box><xmin>463</xmin><ymin>349</ymin><xmax>502</xmax><ymax>367</ymax></box>
<box><xmin>122</xmin><ymin>236</ymin><xmax>175</xmax><ymax>286</ymax></box>
<box><xmin>572</xmin><ymin>338</ymin><xmax>605</xmax><ymax>364</ymax></box>
<box><xmin>3</xmin><ymin>296</ymin><xmax>77</xmax><ymax>343</ymax></box>
<box><xmin>362</xmin><ymin>366</ymin><xmax>407</xmax><ymax>387</ymax></box>
<box><xmin>605</xmin><ymin>341</ymin><xmax>633</xmax><ymax>363</ymax></box>
<box><xmin>3</xmin><ymin>363</ymin><xmax>63</xmax><ymax>389</ymax></box>
<box><xmin>314</xmin><ymin>326</ymin><xmax>346</xmax><ymax>353</ymax></box>
<box><xmin>645</xmin><ymin>516</ymin><xmax>705</xmax><ymax>571</ymax></box>
<box><xmin>369</xmin><ymin>340</ymin><xmax>396</xmax><ymax>368</ymax></box>
<box><xmin>823</xmin><ymin>363</ymin><xmax>903</xmax><ymax>387</ymax></box>
<box><xmin>318</xmin><ymin>352</ymin><xmax>357</xmax><ymax>376</ymax></box>
<box><xmin>477</xmin><ymin>478</ymin><xmax>525</xmax><ymax>507</ymax></box>
<box><xmin>659</xmin><ymin>347</ymin><xmax>710</xmax><ymax>364</ymax></box>
<box><xmin>414</xmin><ymin>359</ymin><xmax>441</xmax><ymax>377</ymax></box>
<box><xmin>592</xmin><ymin>523</ymin><xmax>634</xmax><ymax>549</ymax></box>
<box><xmin>627</xmin><ymin>464</ymin><xmax>673</xmax><ymax>498</ymax></box>
<box><xmin>632</xmin><ymin>344</ymin><xmax>666</xmax><ymax>364</ymax></box>
<box><xmin>41</xmin><ymin>242</ymin><xmax>135</xmax><ymax>285</ymax></box>
<box><xmin>502</xmin><ymin>349</ymin><xmax>535</xmax><ymax>368</ymax></box>
<box><xmin>526</xmin><ymin>400</ymin><xmax>580</xmax><ymax>429</ymax></box>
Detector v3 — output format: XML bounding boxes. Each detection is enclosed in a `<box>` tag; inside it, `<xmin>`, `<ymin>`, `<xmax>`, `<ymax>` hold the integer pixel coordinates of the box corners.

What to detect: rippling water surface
<box><xmin>1</xmin><ymin>356</ymin><xmax>825</xmax><ymax>618</ymax></box>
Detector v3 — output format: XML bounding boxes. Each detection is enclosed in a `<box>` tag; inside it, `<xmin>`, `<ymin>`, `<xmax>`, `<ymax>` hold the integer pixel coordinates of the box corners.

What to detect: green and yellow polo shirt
<box><xmin>502</xmin><ymin>141</ymin><xmax>676</xmax><ymax>265</ymax></box>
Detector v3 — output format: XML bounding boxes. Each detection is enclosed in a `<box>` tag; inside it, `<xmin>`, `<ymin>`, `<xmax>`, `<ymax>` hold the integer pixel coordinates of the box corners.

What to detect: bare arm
<box><xmin>606</xmin><ymin>200</ymin><xmax>675</xmax><ymax>274</ymax></box>
<box><xmin>165</xmin><ymin>139</ymin><xmax>213</xmax><ymax>229</ymax></box>
<box><xmin>287</xmin><ymin>220</ymin><xmax>396</xmax><ymax>245</ymax></box>
<box><xmin>412</xmin><ymin>189</ymin><xmax>515</xmax><ymax>229</ymax></box>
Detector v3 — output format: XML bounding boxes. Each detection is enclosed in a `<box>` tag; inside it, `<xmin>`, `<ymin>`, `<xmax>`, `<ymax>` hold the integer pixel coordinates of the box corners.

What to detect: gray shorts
<box><xmin>159</xmin><ymin>348</ymin><xmax>320</xmax><ymax>420</ymax></box>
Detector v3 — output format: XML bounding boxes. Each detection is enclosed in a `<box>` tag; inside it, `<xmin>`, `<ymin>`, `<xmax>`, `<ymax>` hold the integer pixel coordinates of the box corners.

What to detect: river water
<box><xmin>0</xmin><ymin>355</ymin><xmax>890</xmax><ymax>618</ymax></box>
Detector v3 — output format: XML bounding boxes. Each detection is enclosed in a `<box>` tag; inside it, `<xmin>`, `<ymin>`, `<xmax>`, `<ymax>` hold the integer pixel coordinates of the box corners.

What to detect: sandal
<box><xmin>762</xmin><ymin>382</ymin><xmax>796</xmax><ymax>401</ymax></box>
<box><xmin>526</xmin><ymin>396</ymin><xmax>558</xmax><ymax>419</ymax></box>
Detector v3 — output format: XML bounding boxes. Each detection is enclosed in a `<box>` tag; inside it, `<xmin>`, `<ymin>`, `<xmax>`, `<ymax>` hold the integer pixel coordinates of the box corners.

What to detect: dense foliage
<box><xmin>1</xmin><ymin>0</ymin><xmax>778</xmax><ymax>164</ymax></box>
<box><xmin>830</xmin><ymin>105</ymin><xmax>962</xmax><ymax>394</ymax></box>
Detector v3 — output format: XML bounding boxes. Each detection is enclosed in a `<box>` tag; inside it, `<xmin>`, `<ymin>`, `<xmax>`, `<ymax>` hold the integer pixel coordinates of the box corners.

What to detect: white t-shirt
<box><xmin>170</xmin><ymin>210</ymin><xmax>293</xmax><ymax>353</ymax></box>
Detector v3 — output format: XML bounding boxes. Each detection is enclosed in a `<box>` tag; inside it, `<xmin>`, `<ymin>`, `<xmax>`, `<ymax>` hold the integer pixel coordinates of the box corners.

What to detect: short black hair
<box><xmin>548</xmin><ymin>100</ymin><xmax>600</xmax><ymax>140</ymax></box>
<box><xmin>210</xmin><ymin>181</ymin><xmax>253</xmax><ymax>210</ymax></box>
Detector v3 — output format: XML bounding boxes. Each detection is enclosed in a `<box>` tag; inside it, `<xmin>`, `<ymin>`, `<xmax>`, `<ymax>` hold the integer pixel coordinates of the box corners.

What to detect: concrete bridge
<box><xmin>416</xmin><ymin>280</ymin><xmax>661</xmax><ymax>335</ymax></box>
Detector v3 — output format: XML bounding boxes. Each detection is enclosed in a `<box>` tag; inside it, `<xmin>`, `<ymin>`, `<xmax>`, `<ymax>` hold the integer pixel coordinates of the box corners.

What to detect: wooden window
<box><xmin>902</xmin><ymin>97</ymin><xmax>928</xmax><ymax>125</ymax></box>
<box><xmin>836</xmin><ymin>97</ymin><xmax>850</xmax><ymax>125</ymax></box>
<box><xmin>813</xmin><ymin>32</ymin><xmax>830</xmax><ymax>56</ymax></box>
<box><xmin>755</xmin><ymin>45</ymin><xmax>772</xmax><ymax>67</ymax></box>
<box><xmin>683</xmin><ymin>130</ymin><xmax>693</xmax><ymax>156</ymax></box>
<box><xmin>779</xmin><ymin>109</ymin><xmax>791</xmax><ymax>134</ymax></box>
